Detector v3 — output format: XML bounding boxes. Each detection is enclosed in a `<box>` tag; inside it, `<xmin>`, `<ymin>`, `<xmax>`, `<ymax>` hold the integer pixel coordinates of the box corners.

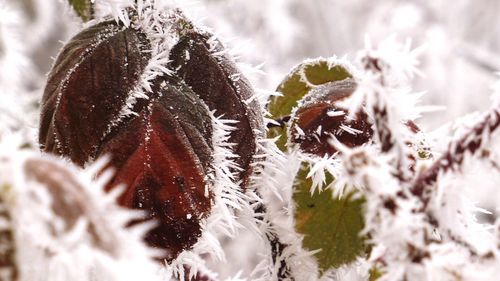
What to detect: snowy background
<box><xmin>1</xmin><ymin>0</ymin><xmax>500</xmax><ymax>279</ymax></box>
<box><xmin>5</xmin><ymin>0</ymin><xmax>500</xmax><ymax>130</ymax></box>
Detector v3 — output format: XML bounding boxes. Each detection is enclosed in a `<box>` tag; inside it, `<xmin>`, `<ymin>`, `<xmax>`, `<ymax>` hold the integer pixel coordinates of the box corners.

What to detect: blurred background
<box><xmin>4</xmin><ymin>0</ymin><xmax>500</xmax><ymax>130</ymax></box>
<box><xmin>1</xmin><ymin>0</ymin><xmax>500</xmax><ymax>279</ymax></box>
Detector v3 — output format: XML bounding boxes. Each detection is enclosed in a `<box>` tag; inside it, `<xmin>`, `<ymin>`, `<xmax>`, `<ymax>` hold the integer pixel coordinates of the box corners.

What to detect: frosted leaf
<box><xmin>39</xmin><ymin>20</ymin><xmax>150</xmax><ymax>166</ymax></box>
<box><xmin>268</xmin><ymin>57</ymin><xmax>354</xmax><ymax>152</ymax></box>
<box><xmin>0</xmin><ymin>146</ymin><xmax>160</xmax><ymax>281</ymax></box>
<box><xmin>97</xmin><ymin>76</ymin><xmax>214</xmax><ymax>262</ymax></box>
<box><xmin>169</xmin><ymin>28</ymin><xmax>264</xmax><ymax>188</ymax></box>
<box><xmin>293</xmin><ymin>166</ymin><xmax>366</xmax><ymax>273</ymax></box>
<box><xmin>288</xmin><ymin>79</ymin><xmax>372</xmax><ymax>157</ymax></box>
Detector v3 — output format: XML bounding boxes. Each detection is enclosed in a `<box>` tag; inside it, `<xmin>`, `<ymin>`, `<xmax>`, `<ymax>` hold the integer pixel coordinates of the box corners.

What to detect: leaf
<box><xmin>268</xmin><ymin>59</ymin><xmax>353</xmax><ymax>151</ymax></box>
<box><xmin>68</xmin><ymin>0</ymin><xmax>94</xmax><ymax>22</ymax></box>
<box><xmin>23</xmin><ymin>158</ymin><xmax>123</xmax><ymax>256</ymax></box>
<box><xmin>293</xmin><ymin>167</ymin><xmax>365</xmax><ymax>273</ymax></box>
<box><xmin>369</xmin><ymin>267</ymin><xmax>383</xmax><ymax>281</ymax></box>
<box><xmin>40</xmin><ymin>21</ymin><xmax>151</xmax><ymax>166</ymax></box>
<box><xmin>98</xmin><ymin>76</ymin><xmax>214</xmax><ymax>261</ymax></box>
<box><xmin>0</xmin><ymin>187</ymin><xmax>17</xmax><ymax>281</ymax></box>
<box><xmin>289</xmin><ymin>79</ymin><xmax>372</xmax><ymax>157</ymax></box>
<box><xmin>169</xmin><ymin>30</ymin><xmax>263</xmax><ymax>187</ymax></box>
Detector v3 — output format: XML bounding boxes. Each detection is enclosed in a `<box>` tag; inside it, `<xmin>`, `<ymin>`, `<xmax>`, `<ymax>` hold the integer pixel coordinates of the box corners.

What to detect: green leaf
<box><xmin>293</xmin><ymin>166</ymin><xmax>366</xmax><ymax>273</ymax></box>
<box><xmin>267</xmin><ymin>59</ymin><xmax>353</xmax><ymax>152</ymax></box>
<box><xmin>68</xmin><ymin>0</ymin><xmax>94</xmax><ymax>22</ymax></box>
<box><xmin>369</xmin><ymin>267</ymin><xmax>383</xmax><ymax>281</ymax></box>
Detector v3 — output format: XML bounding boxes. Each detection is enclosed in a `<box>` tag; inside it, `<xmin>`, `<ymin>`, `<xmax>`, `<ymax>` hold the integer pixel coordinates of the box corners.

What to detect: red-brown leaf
<box><xmin>98</xmin><ymin>77</ymin><xmax>214</xmax><ymax>261</ymax></box>
<box><xmin>169</xmin><ymin>30</ymin><xmax>263</xmax><ymax>188</ymax></box>
<box><xmin>39</xmin><ymin>21</ymin><xmax>150</xmax><ymax>166</ymax></box>
<box><xmin>290</xmin><ymin>79</ymin><xmax>372</xmax><ymax>156</ymax></box>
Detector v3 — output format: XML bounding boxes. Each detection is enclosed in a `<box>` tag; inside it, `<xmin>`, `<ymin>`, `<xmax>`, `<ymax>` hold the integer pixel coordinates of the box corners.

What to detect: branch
<box><xmin>360</xmin><ymin>56</ymin><xmax>416</xmax><ymax>183</ymax></box>
<box><xmin>253</xmin><ymin>195</ymin><xmax>295</xmax><ymax>281</ymax></box>
<box><xmin>411</xmin><ymin>108</ymin><xmax>500</xmax><ymax>202</ymax></box>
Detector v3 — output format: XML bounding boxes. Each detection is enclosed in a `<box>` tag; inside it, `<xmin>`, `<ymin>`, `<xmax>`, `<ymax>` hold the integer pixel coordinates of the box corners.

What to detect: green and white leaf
<box><xmin>268</xmin><ymin>58</ymin><xmax>353</xmax><ymax>151</ymax></box>
<box><xmin>293</xmin><ymin>166</ymin><xmax>366</xmax><ymax>273</ymax></box>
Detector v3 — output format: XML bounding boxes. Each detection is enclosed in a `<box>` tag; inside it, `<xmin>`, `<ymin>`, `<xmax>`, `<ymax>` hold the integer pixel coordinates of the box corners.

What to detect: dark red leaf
<box><xmin>290</xmin><ymin>79</ymin><xmax>373</xmax><ymax>156</ymax></box>
<box><xmin>169</xmin><ymin>30</ymin><xmax>263</xmax><ymax>188</ymax></box>
<box><xmin>98</xmin><ymin>76</ymin><xmax>214</xmax><ymax>261</ymax></box>
<box><xmin>39</xmin><ymin>21</ymin><xmax>150</xmax><ymax>166</ymax></box>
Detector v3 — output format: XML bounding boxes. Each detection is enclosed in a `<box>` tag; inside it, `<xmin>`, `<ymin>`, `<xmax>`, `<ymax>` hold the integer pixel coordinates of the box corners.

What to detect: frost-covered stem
<box><xmin>332</xmin><ymin>43</ymin><xmax>500</xmax><ymax>279</ymax></box>
<box><xmin>361</xmin><ymin>58</ymin><xmax>391</xmax><ymax>150</ymax></box>
<box><xmin>337</xmin><ymin>147</ymin><xmax>498</xmax><ymax>280</ymax></box>
<box><xmin>253</xmin><ymin>198</ymin><xmax>295</xmax><ymax>281</ymax></box>
<box><xmin>357</xmin><ymin>46</ymin><xmax>498</xmax><ymax>271</ymax></box>
<box><xmin>402</xmin><ymin>104</ymin><xmax>500</xmax><ymax>269</ymax></box>
<box><xmin>337</xmin><ymin>147</ymin><xmax>432</xmax><ymax>280</ymax></box>
<box><xmin>412</xmin><ymin>107</ymin><xmax>500</xmax><ymax>203</ymax></box>
<box><xmin>360</xmin><ymin>56</ymin><xmax>414</xmax><ymax>182</ymax></box>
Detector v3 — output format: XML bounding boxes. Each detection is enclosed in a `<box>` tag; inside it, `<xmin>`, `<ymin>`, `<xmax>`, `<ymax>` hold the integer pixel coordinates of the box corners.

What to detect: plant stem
<box><xmin>412</xmin><ymin>108</ymin><xmax>500</xmax><ymax>202</ymax></box>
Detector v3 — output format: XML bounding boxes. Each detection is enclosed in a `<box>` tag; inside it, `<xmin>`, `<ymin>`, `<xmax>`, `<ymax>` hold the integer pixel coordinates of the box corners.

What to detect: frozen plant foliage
<box><xmin>41</xmin><ymin>0</ymin><xmax>267</xmax><ymax>280</ymax></box>
<box><xmin>3</xmin><ymin>1</ymin><xmax>500</xmax><ymax>281</ymax></box>
<box><xmin>0</xmin><ymin>143</ymin><xmax>160</xmax><ymax>281</ymax></box>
